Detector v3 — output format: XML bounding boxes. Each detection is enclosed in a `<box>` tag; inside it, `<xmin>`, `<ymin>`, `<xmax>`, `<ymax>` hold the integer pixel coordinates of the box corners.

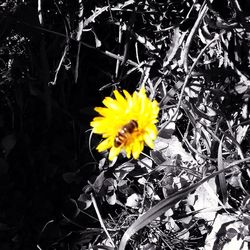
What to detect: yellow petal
<box><xmin>91</xmin><ymin>120</ymin><xmax>109</xmax><ymax>134</ymax></box>
<box><xmin>143</xmin><ymin>126</ymin><xmax>157</xmax><ymax>148</ymax></box>
<box><xmin>125</xmin><ymin>147</ymin><xmax>132</xmax><ymax>158</ymax></box>
<box><xmin>132</xmin><ymin>140</ymin><xmax>144</xmax><ymax>159</ymax></box>
<box><xmin>103</xmin><ymin>97</ymin><xmax>120</xmax><ymax>110</ymax></box>
<box><xmin>109</xmin><ymin>146</ymin><xmax>121</xmax><ymax>161</ymax></box>
<box><xmin>139</xmin><ymin>86</ymin><xmax>146</xmax><ymax>96</ymax></box>
<box><xmin>96</xmin><ymin>138</ymin><xmax>113</xmax><ymax>152</ymax></box>
<box><xmin>94</xmin><ymin>107</ymin><xmax>111</xmax><ymax>117</ymax></box>
<box><xmin>123</xmin><ymin>90</ymin><xmax>133</xmax><ymax>109</ymax></box>
<box><xmin>144</xmin><ymin>134</ymin><xmax>154</xmax><ymax>149</ymax></box>
<box><xmin>114</xmin><ymin>90</ymin><xmax>127</xmax><ymax>107</ymax></box>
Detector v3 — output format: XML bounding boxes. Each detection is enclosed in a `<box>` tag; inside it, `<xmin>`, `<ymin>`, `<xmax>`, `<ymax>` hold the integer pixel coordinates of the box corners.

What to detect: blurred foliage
<box><xmin>1</xmin><ymin>0</ymin><xmax>250</xmax><ymax>249</ymax></box>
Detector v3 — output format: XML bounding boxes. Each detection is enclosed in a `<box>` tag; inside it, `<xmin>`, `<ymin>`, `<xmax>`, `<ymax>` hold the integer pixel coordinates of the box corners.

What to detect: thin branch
<box><xmin>50</xmin><ymin>1</ymin><xmax>71</xmax><ymax>85</ymax></box>
<box><xmin>37</xmin><ymin>0</ymin><xmax>43</xmax><ymax>26</ymax></box>
<box><xmin>182</xmin><ymin>2</ymin><xmax>208</xmax><ymax>73</ymax></box>
<box><xmin>115</xmin><ymin>25</ymin><xmax>123</xmax><ymax>78</ymax></box>
<box><xmin>74</xmin><ymin>0</ymin><xmax>84</xmax><ymax>83</ymax></box>
<box><xmin>91</xmin><ymin>193</ymin><xmax>115</xmax><ymax>247</ymax></box>
<box><xmin>74</xmin><ymin>0</ymin><xmax>84</xmax><ymax>41</ymax></box>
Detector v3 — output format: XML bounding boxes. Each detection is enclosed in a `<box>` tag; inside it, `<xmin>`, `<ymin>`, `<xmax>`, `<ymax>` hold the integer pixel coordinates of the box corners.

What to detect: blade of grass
<box><xmin>217</xmin><ymin>136</ymin><xmax>227</xmax><ymax>204</ymax></box>
<box><xmin>93</xmin><ymin>245</ymin><xmax>115</xmax><ymax>250</ymax></box>
<box><xmin>118</xmin><ymin>157</ymin><xmax>250</xmax><ymax>250</ymax></box>
<box><xmin>224</xmin><ymin>122</ymin><xmax>245</xmax><ymax>160</ymax></box>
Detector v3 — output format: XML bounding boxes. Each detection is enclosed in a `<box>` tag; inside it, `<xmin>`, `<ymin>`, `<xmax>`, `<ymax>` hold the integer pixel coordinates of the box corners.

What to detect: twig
<box><xmin>91</xmin><ymin>193</ymin><xmax>115</xmax><ymax>247</ymax></box>
<box><xmin>37</xmin><ymin>219</ymin><xmax>54</xmax><ymax>249</ymax></box>
<box><xmin>115</xmin><ymin>25</ymin><xmax>123</xmax><ymax>78</ymax></box>
<box><xmin>135</xmin><ymin>42</ymin><xmax>140</xmax><ymax>64</ymax></box>
<box><xmin>50</xmin><ymin>1</ymin><xmax>70</xmax><ymax>85</ymax></box>
<box><xmin>88</xmin><ymin>129</ymin><xmax>98</xmax><ymax>162</ymax></box>
<box><xmin>74</xmin><ymin>0</ymin><xmax>84</xmax><ymax>41</ymax></box>
<box><xmin>38</xmin><ymin>0</ymin><xmax>43</xmax><ymax>26</ymax></box>
<box><xmin>182</xmin><ymin>2</ymin><xmax>208</xmax><ymax>73</ymax></box>
<box><xmin>74</xmin><ymin>0</ymin><xmax>84</xmax><ymax>83</ymax></box>
<box><xmin>104</xmin><ymin>50</ymin><xmax>138</xmax><ymax>67</ymax></box>
<box><xmin>50</xmin><ymin>44</ymin><xmax>69</xmax><ymax>86</ymax></box>
<box><xmin>163</xmin><ymin>28</ymin><xmax>187</xmax><ymax>69</ymax></box>
<box><xmin>83</xmin><ymin>6</ymin><xmax>109</xmax><ymax>28</ymax></box>
<box><xmin>107</xmin><ymin>0</ymin><xmax>114</xmax><ymax>21</ymax></box>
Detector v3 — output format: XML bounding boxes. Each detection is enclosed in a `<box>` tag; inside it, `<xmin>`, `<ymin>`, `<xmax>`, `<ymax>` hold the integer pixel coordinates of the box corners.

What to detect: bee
<box><xmin>114</xmin><ymin>120</ymin><xmax>138</xmax><ymax>147</ymax></box>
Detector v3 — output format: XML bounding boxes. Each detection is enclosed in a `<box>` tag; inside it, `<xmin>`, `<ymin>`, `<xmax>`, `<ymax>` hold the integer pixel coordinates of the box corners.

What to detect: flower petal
<box><xmin>96</xmin><ymin>138</ymin><xmax>113</xmax><ymax>152</ymax></box>
<box><xmin>109</xmin><ymin>146</ymin><xmax>121</xmax><ymax>160</ymax></box>
<box><xmin>94</xmin><ymin>107</ymin><xmax>111</xmax><ymax>117</ymax></box>
<box><xmin>114</xmin><ymin>90</ymin><xmax>127</xmax><ymax>107</ymax></box>
<box><xmin>103</xmin><ymin>97</ymin><xmax>120</xmax><ymax>110</ymax></box>
<box><xmin>132</xmin><ymin>140</ymin><xmax>144</xmax><ymax>159</ymax></box>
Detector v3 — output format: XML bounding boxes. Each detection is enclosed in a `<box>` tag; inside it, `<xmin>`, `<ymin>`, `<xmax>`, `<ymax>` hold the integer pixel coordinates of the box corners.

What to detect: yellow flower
<box><xmin>90</xmin><ymin>87</ymin><xmax>159</xmax><ymax>161</ymax></box>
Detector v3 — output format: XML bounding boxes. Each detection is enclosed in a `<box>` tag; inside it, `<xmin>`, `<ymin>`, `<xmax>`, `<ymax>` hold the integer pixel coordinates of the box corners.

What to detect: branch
<box><xmin>74</xmin><ymin>0</ymin><xmax>84</xmax><ymax>83</ymax></box>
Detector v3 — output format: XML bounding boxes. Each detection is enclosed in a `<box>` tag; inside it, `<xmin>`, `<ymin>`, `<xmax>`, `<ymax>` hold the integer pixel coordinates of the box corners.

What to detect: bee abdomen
<box><xmin>114</xmin><ymin>120</ymin><xmax>138</xmax><ymax>147</ymax></box>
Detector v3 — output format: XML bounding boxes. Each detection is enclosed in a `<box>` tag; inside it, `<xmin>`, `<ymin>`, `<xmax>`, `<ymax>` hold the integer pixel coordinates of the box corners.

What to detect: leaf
<box><xmin>150</xmin><ymin>150</ymin><xmax>166</xmax><ymax>165</ymax></box>
<box><xmin>140</xmin><ymin>243</ymin><xmax>157</xmax><ymax>250</ymax></box>
<box><xmin>157</xmin><ymin>126</ymin><xmax>174</xmax><ymax>139</ymax></box>
<box><xmin>235</xmin><ymin>83</ymin><xmax>248</xmax><ymax>94</ymax></box>
<box><xmin>154</xmin><ymin>136</ymin><xmax>194</xmax><ymax>162</ymax></box>
<box><xmin>113</xmin><ymin>163</ymin><xmax>135</xmax><ymax>180</ymax></box>
<box><xmin>236</xmin><ymin>125</ymin><xmax>249</xmax><ymax>144</ymax></box>
<box><xmin>163</xmin><ymin>27</ymin><xmax>185</xmax><ymax>67</ymax></box>
<box><xmin>185</xmin><ymin>83</ymin><xmax>201</xmax><ymax>98</ymax></box>
<box><xmin>242</xmin><ymin>196</ymin><xmax>250</xmax><ymax>211</ymax></box>
<box><xmin>104</xmin><ymin>178</ymin><xmax>117</xmax><ymax>205</ymax></box>
<box><xmin>91</xmin><ymin>29</ymin><xmax>102</xmax><ymax>48</ymax></box>
<box><xmin>138</xmin><ymin>157</ymin><xmax>153</xmax><ymax>170</ymax></box>
<box><xmin>242</xmin><ymin>215</ymin><xmax>250</xmax><ymax>225</ymax></box>
<box><xmin>226</xmin><ymin>228</ymin><xmax>238</xmax><ymax>239</ymax></box>
<box><xmin>106</xmin><ymin>192</ymin><xmax>116</xmax><ymax>206</ymax></box>
<box><xmin>217</xmin><ymin>136</ymin><xmax>227</xmax><ymax>204</ymax></box>
<box><xmin>78</xmin><ymin>185</ymin><xmax>92</xmax><ymax>210</ymax></box>
<box><xmin>92</xmin><ymin>171</ymin><xmax>106</xmax><ymax>193</ymax></box>
<box><xmin>125</xmin><ymin>193</ymin><xmax>142</xmax><ymax>208</ymax></box>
